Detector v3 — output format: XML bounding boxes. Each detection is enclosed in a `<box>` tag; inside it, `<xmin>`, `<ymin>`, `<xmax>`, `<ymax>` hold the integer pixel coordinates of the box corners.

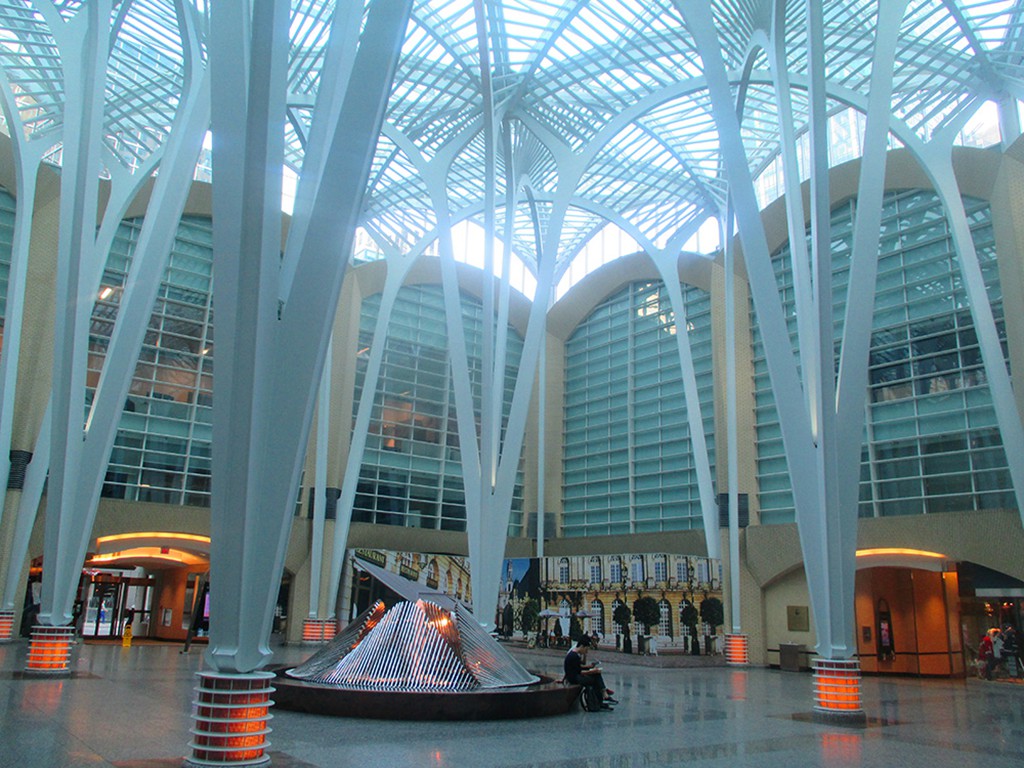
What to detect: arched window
<box><xmin>590</xmin><ymin>599</ymin><xmax>604</xmax><ymax>637</ymax></box>
<box><xmin>630</xmin><ymin>554</ymin><xmax>644</xmax><ymax>583</ymax></box>
<box><xmin>589</xmin><ymin>556</ymin><xmax>602</xmax><ymax>584</ymax></box>
<box><xmin>696</xmin><ymin>558</ymin><xmax>710</xmax><ymax>586</ymax></box>
<box><xmin>658</xmin><ymin>599</ymin><xmax>672</xmax><ymax>638</ymax></box>
<box><xmin>609</xmin><ymin>557</ymin><xmax>623</xmax><ymax>583</ymax></box>
<box><xmin>559</xmin><ymin>557</ymin><xmax>570</xmax><ymax>583</ymax></box>
<box><xmin>654</xmin><ymin>555</ymin><xmax>667</xmax><ymax>583</ymax></box>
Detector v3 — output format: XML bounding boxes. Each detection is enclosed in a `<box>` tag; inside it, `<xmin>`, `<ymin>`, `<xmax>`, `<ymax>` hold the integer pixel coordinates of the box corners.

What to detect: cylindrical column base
<box><xmin>184</xmin><ymin>671</ymin><xmax>275</xmax><ymax>767</ymax></box>
<box><xmin>724</xmin><ymin>633</ymin><xmax>749</xmax><ymax>666</ymax></box>
<box><xmin>0</xmin><ymin>609</ymin><xmax>15</xmax><ymax>642</ymax></box>
<box><xmin>812</xmin><ymin>658</ymin><xmax>866</xmax><ymax>724</ymax></box>
<box><xmin>24</xmin><ymin>625</ymin><xmax>75</xmax><ymax>675</ymax></box>
<box><xmin>301</xmin><ymin>618</ymin><xmax>336</xmax><ymax>644</ymax></box>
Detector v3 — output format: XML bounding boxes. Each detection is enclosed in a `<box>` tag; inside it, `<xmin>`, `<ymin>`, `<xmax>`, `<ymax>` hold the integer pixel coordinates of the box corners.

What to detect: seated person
<box><xmin>564</xmin><ymin>635</ymin><xmax>617</xmax><ymax>707</ymax></box>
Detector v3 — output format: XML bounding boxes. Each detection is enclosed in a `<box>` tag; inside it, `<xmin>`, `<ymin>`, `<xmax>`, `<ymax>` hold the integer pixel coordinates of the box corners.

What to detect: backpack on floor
<box><xmin>581</xmin><ymin>685</ymin><xmax>603</xmax><ymax>712</ymax></box>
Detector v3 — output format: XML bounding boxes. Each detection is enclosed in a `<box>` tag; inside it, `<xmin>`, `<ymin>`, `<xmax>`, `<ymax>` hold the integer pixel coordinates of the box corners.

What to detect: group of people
<box><xmin>978</xmin><ymin>624</ymin><xmax>1020</xmax><ymax>680</ymax></box>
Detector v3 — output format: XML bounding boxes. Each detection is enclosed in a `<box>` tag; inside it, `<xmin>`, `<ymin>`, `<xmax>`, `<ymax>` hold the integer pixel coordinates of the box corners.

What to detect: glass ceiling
<box><xmin>0</xmin><ymin>0</ymin><xmax>1021</xmax><ymax>297</ymax></box>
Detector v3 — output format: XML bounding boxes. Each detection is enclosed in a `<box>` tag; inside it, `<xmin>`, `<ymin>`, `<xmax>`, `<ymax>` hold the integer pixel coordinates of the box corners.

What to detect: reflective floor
<box><xmin>0</xmin><ymin>638</ymin><xmax>1021</xmax><ymax>768</ymax></box>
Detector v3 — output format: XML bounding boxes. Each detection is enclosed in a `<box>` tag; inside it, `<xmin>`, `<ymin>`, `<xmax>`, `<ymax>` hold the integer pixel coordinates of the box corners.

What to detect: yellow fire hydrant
<box><xmin>122</xmin><ymin>625</ymin><xmax>133</xmax><ymax>648</ymax></box>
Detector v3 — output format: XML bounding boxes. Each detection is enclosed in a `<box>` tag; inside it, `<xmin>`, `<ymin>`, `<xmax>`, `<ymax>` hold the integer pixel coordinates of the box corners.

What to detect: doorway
<box><xmin>79</xmin><ymin>573</ymin><xmax>154</xmax><ymax>639</ymax></box>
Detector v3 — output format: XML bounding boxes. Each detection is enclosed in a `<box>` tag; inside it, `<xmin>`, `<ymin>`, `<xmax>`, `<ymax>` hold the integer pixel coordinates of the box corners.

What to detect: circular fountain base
<box><xmin>273</xmin><ymin>670</ymin><xmax>581</xmax><ymax>720</ymax></box>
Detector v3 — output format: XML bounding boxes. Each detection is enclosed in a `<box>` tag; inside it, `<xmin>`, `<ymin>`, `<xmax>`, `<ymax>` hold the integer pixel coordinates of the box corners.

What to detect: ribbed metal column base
<box><xmin>812</xmin><ymin>658</ymin><xmax>866</xmax><ymax>724</ymax></box>
<box><xmin>24</xmin><ymin>625</ymin><xmax>75</xmax><ymax>675</ymax></box>
<box><xmin>184</xmin><ymin>671</ymin><xmax>275</xmax><ymax>767</ymax></box>
<box><xmin>301</xmin><ymin>618</ymin><xmax>337</xmax><ymax>644</ymax></box>
<box><xmin>0</xmin><ymin>609</ymin><xmax>15</xmax><ymax>643</ymax></box>
<box><xmin>724</xmin><ymin>633</ymin><xmax>749</xmax><ymax>665</ymax></box>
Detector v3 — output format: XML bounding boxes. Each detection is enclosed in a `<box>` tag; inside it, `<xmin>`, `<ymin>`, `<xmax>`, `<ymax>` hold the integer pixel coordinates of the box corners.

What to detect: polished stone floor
<box><xmin>0</xmin><ymin>637</ymin><xmax>1021</xmax><ymax>768</ymax></box>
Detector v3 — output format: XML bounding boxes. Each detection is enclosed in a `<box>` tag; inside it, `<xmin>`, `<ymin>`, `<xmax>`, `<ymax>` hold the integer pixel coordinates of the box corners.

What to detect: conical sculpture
<box><xmin>287</xmin><ymin>599</ymin><xmax>538</xmax><ymax>690</ymax></box>
<box><xmin>275</xmin><ymin>599</ymin><xmax>577</xmax><ymax>719</ymax></box>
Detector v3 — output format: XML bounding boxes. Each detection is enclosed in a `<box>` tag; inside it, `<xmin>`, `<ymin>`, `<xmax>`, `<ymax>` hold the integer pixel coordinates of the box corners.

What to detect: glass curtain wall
<box><xmin>91</xmin><ymin>215</ymin><xmax>215</xmax><ymax>506</ymax></box>
<box><xmin>562</xmin><ymin>280</ymin><xmax>715</xmax><ymax>537</ymax></box>
<box><xmin>753</xmin><ymin>190</ymin><xmax>1012</xmax><ymax>524</ymax></box>
<box><xmin>352</xmin><ymin>284</ymin><xmax>525</xmax><ymax>533</ymax></box>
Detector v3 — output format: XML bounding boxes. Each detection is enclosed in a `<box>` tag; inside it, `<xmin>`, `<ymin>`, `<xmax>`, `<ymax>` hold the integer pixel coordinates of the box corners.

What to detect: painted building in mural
<box><xmin>339</xmin><ymin>548</ymin><xmax>473</xmax><ymax>621</ymax></box>
<box><xmin>499</xmin><ymin>553</ymin><xmax>723</xmax><ymax>652</ymax></box>
<box><xmin>338</xmin><ymin>548</ymin><xmax>722</xmax><ymax>654</ymax></box>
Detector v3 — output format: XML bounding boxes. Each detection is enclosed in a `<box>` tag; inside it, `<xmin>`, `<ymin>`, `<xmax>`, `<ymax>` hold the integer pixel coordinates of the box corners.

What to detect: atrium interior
<box><xmin>0</xmin><ymin>1</ymin><xmax>1023</xmax><ymax>766</ymax></box>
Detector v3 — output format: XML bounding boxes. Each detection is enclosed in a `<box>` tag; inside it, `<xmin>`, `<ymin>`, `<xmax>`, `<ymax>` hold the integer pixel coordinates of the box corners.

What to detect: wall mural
<box><xmin>497</xmin><ymin>553</ymin><xmax>723</xmax><ymax>654</ymax></box>
<box><xmin>343</xmin><ymin>549</ymin><xmax>723</xmax><ymax>655</ymax></box>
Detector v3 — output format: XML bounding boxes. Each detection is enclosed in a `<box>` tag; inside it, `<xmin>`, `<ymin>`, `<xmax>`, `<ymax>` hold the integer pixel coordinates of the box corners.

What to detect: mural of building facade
<box><xmin>499</xmin><ymin>553</ymin><xmax>723</xmax><ymax>653</ymax></box>
<box><xmin>340</xmin><ymin>548</ymin><xmax>722</xmax><ymax>654</ymax></box>
<box><xmin>340</xmin><ymin>548</ymin><xmax>473</xmax><ymax>621</ymax></box>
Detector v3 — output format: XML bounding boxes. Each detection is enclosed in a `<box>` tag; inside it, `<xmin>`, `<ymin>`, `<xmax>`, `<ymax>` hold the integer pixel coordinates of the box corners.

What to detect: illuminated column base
<box><xmin>812</xmin><ymin>658</ymin><xmax>866</xmax><ymax>724</ymax></box>
<box><xmin>24</xmin><ymin>625</ymin><xmax>75</xmax><ymax>675</ymax></box>
<box><xmin>185</xmin><ymin>671</ymin><xmax>275</xmax><ymax>768</ymax></box>
<box><xmin>0</xmin><ymin>610</ymin><xmax>15</xmax><ymax>642</ymax></box>
<box><xmin>724</xmin><ymin>633</ymin><xmax>749</xmax><ymax>666</ymax></box>
<box><xmin>301</xmin><ymin>618</ymin><xmax>337</xmax><ymax>644</ymax></box>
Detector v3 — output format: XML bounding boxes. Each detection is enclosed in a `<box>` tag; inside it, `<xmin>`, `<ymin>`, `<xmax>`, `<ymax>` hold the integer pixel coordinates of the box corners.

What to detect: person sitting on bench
<box><xmin>564</xmin><ymin>635</ymin><xmax>617</xmax><ymax>709</ymax></box>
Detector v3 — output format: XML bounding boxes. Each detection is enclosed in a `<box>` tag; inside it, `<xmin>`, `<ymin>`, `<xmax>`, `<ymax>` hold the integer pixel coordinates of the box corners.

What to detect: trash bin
<box><xmin>779</xmin><ymin>643</ymin><xmax>804</xmax><ymax>672</ymax></box>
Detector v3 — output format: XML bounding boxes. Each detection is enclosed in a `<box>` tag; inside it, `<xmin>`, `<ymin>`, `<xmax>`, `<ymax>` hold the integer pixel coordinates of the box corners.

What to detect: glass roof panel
<box><xmin>0</xmin><ymin>0</ymin><xmax>1022</xmax><ymax>292</ymax></box>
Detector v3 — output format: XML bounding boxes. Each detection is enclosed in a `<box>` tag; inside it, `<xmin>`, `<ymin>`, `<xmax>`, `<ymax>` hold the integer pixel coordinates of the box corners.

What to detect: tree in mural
<box><xmin>569</xmin><ymin>614</ymin><xmax>584</xmax><ymax>642</ymax></box>
<box><xmin>520</xmin><ymin>598</ymin><xmax>540</xmax><ymax>636</ymax></box>
<box><xmin>699</xmin><ymin>596</ymin><xmax>724</xmax><ymax>654</ymax></box>
<box><xmin>633</xmin><ymin>595</ymin><xmax>661</xmax><ymax>653</ymax></box>
<box><xmin>681</xmin><ymin>602</ymin><xmax>700</xmax><ymax>655</ymax></box>
<box><xmin>613</xmin><ymin>602</ymin><xmax>633</xmax><ymax>653</ymax></box>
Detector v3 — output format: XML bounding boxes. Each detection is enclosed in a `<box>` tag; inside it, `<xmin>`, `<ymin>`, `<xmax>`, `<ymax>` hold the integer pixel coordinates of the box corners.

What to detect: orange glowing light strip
<box><xmin>88</xmin><ymin>547</ymin><xmax>204</xmax><ymax>565</ymax></box>
<box><xmin>855</xmin><ymin>547</ymin><xmax>947</xmax><ymax>559</ymax></box>
<box><xmin>96</xmin><ymin>531</ymin><xmax>210</xmax><ymax>545</ymax></box>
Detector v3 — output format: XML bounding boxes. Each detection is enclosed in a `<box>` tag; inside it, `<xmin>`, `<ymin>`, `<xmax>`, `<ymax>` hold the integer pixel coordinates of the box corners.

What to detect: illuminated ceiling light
<box><xmin>87</xmin><ymin>546</ymin><xmax>208</xmax><ymax>566</ymax></box>
<box><xmin>99</xmin><ymin>286</ymin><xmax>114</xmax><ymax>300</ymax></box>
<box><xmin>96</xmin><ymin>531</ymin><xmax>211</xmax><ymax>545</ymax></box>
<box><xmin>856</xmin><ymin>547</ymin><xmax>947</xmax><ymax>559</ymax></box>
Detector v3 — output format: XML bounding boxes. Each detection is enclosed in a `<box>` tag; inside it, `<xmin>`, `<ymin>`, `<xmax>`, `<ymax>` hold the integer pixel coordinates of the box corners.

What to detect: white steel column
<box><xmin>206</xmin><ymin>0</ymin><xmax>411</xmax><ymax>673</ymax></box>
<box><xmin>309</xmin><ymin>339</ymin><xmax>331</xmax><ymax>620</ymax></box>
<box><xmin>676</xmin><ymin>0</ymin><xmax>835</xmax><ymax>664</ymax></box>
<box><xmin>536</xmin><ymin>326</ymin><xmax>547</xmax><ymax>559</ymax></box>
<box><xmin>722</xmin><ymin>208</ymin><xmax>741</xmax><ymax>635</ymax></box>
<box><xmin>766</xmin><ymin>1</ymin><xmax>818</xmax><ymax>426</ymax></box>
<box><xmin>805</xmin><ymin>0</ymin><xmax>846</xmax><ymax>661</ymax></box>
<box><xmin>207</xmin><ymin>0</ymin><xmax>289</xmax><ymax>673</ymax></box>
<box><xmin>325</xmin><ymin>261</ymin><xmax>408</xmax><ymax>620</ymax></box>
<box><xmin>37</xmin><ymin>1</ymin><xmax>110</xmax><ymax>630</ymax></box>
<box><xmin>650</xmin><ymin>253</ymin><xmax>721</xmax><ymax>561</ymax></box>
<box><xmin>831</xmin><ymin>0</ymin><xmax>910</xmax><ymax>655</ymax></box>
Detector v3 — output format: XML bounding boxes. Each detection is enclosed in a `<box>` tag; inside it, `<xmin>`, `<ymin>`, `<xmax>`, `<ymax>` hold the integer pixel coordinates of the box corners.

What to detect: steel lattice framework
<box><xmin>1</xmin><ymin>1</ymin><xmax>1022</xmax><ymax>276</ymax></box>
